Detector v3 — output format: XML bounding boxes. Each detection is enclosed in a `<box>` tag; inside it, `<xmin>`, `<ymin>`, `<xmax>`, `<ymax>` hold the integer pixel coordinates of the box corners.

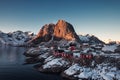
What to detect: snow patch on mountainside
<box><xmin>79</xmin><ymin>34</ymin><xmax>104</xmax><ymax>44</ymax></box>
<box><xmin>79</xmin><ymin>35</ymin><xmax>89</xmax><ymax>42</ymax></box>
<box><xmin>0</xmin><ymin>31</ymin><xmax>35</xmax><ymax>46</ymax></box>
<box><xmin>102</xmin><ymin>45</ymin><xmax>117</xmax><ymax>52</ymax></box>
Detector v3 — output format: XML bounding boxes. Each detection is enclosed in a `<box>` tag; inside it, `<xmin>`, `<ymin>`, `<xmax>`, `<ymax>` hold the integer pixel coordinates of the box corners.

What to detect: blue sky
<box><xmin>0</xmin><ymin>0</ymin><xmax>120</xmax><ymax>41</ymax></box>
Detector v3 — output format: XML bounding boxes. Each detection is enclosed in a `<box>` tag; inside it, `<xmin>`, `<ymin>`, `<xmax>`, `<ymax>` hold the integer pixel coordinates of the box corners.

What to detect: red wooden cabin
<box><xmin>53</xmin><ymin>49</ymin><xmax>73</xmax><ymax>58</ymax></box>
<box><xmin>53</xmin><ymin>50</ymin><xmax>64</xmax><ymax>57</ymax></box>
<box><xmin>80</xmin><ymin>53</ymin><xmax>93</xmax><ymax>59</ymax></box>
<box><xmin>70</xmin><ymin>46</ymin><xmax>76</xmax><ymax>51</ymax></box>
<box><xmin>61</xmin><ymin>52</ymin><xmax>73</xmax><ymax>58</ymax></box>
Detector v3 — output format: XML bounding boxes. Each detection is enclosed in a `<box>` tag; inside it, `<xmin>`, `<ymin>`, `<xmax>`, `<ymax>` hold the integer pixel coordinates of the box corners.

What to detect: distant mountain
<box><xmin>29</xmin><ymin>20</ymin><xmax>81</xmax><ymax>45</ymax></box>
<box><xmin>79</xmin><ymin>34</ymin><xmax>104</xmax><ymax>44</ymax></box>
<box><xmin>0</xmin><ymin>20</ymin><xmax>110</xmax><ymax>47</ymax></box>
<box><xmin>0</xmin><ymin>30</ymin><xmax>35</xmax><ymax>46</ymax></box>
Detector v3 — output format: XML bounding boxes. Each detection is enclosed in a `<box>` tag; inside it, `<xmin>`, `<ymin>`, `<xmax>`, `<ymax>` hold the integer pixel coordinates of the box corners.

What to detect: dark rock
<box><xmin>37</xmin><ymin>66</ymin><xmax>67</xmax><ymax>74</ymax></box>
<box><xmin>34</xmin><ymin>63</ymin><xmax>43</xmax><ymax>69</ymax></box>
<box><xmin>89</xmin><ymin>35</ymin><xmax>104</xmax><ymax>44</ymax></box>
<box><xmin>94</xmin><ymin>55</ymin><xmax>106</xmax><ymax>64</ymax></box>
<box><xmin>61</xmin><ymin>72</ymin><xmax>78</xmax><ymax>80</ymax></box>
<box><xmin>24</xmin><ymin>57</ymin><xmax>43</xmax><ymax>64</ymax></box>
<box><xmin>23</xmin><ymin>51</ymin><xmax>41</xmax><ymax>57</ymax></box>
<box><xmin>115</xmin><ymin>45</ymin><xmax>120</xmax><ymax>53</ymax></box>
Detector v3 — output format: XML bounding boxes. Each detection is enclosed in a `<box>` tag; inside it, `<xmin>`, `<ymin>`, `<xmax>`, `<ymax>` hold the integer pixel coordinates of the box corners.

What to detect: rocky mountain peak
<box><xmin>56</xmin><ymin>20</ymin><xmax>67</xmax><ymax>26</ymax></box>
<box><xmin>37</xmin><ymin>23</ymin><xmax>55</xmax><ymax>38</ymax></box>
<box><xmin>54</xmin><ymin>20</ymin><xmax>79</xmax><ymax>41</ymax></box>
<box><xmin>30</xmin><ymin>20</ymin><xmax>81</xmax><ymax>44</ymax></box>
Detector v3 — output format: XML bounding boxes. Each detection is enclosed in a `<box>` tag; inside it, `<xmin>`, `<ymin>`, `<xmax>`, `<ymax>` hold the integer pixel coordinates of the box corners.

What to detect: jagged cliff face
<box><xmin>37</xmin><ymin>24</ymin><xmax>55</xmax><ymax>38</ymax></box>
<box><xmin>30</xmin><ymin>20</ymin><xmax>81</xmax><ymax>44</ymax></box>
<box><xmin>54</xmin><ymin>20</ymin><xmax>78</xmax><ymax>41</ymax></box>
<box><xmin>36</xmin><ymin>24</ymin><xmax>55</xmax><ymax>42</ymax></box>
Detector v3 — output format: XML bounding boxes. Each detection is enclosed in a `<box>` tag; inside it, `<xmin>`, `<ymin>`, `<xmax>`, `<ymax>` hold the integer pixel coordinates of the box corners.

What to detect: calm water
<box><xmin>0</xmin><ymin>46</ymin><xmax>62</xmax><ymax>80</ymax></box>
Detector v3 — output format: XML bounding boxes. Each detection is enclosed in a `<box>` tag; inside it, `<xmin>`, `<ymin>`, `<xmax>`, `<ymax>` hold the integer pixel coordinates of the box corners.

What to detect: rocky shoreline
<box><xmin>24</xmin><ymin>44</ymin><xmax>120</xmax><ymax>80</ymax></box>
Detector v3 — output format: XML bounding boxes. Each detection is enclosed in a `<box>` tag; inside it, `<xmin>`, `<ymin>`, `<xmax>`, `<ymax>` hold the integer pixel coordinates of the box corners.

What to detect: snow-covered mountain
<box><xmin>79</xmin><ymin>34</ymin><xmax>104</xmax><ymax>44</ymax></box>
<box><xmin>0</xmin><ymin>30</ymin><xmax>35</xmax><ymax>46</ymax></box>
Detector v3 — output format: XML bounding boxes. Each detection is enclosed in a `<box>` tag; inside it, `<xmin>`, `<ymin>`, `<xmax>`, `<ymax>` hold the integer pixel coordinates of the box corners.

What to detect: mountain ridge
<box><xmin>29</xmin><ymin>20</ymin><xmax>81</xmax><ymax>45</ymax></box>
<box><xmin>1</xmin><ymin>20</ymin><xmax>119</xmax><ymax>46</ymax></box>
<box><xmin>0</xmin><ymin>30</ymin><xmax>35</xmax><ymax>46</ymax></box>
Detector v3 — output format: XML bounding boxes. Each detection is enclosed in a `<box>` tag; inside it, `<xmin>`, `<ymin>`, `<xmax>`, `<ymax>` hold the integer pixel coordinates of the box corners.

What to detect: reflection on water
<box><xmin>0</xmin><ymin>46</ymin><xmax>62</xmax><ymax>80</ymax></box>
<box><xmin>0</xmin><ymin>46</ymin><xmax>25</xmax><ymax>64</ymax></box>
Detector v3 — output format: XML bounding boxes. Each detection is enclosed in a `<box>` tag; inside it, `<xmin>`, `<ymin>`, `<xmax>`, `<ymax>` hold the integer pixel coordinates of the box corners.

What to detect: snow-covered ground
<box><xmin>24</xmin><ymin>36</ymin><xmax>120</xmax><ymax>80</ymax></box>
<box><xmin>43</xmin><ymin>58</ymin><xmax>69</xmax><ymax>69</ymax></box>
<box><xmin>64</xmin><ymin>63</ymin><xmax>81</xmax><ymax>76</ymax></box>
<box><xmin>44</xmin><ymin>55</ymin><xmax>55</xmax><ymax>63</ymax></box>
<box><xmin>0</xmin><ymin>30</ymin><xmax>35</xmax><ymax>46</ymax></box>
<box><xmin>64</xmin><ymin>63</ymin><xmax>120</xmax><ymax>80</ymax></box>
<box><xmin>102</xmin><ymin>44</ymin><xmax>118</xmax><ymax>53</ymax></box>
